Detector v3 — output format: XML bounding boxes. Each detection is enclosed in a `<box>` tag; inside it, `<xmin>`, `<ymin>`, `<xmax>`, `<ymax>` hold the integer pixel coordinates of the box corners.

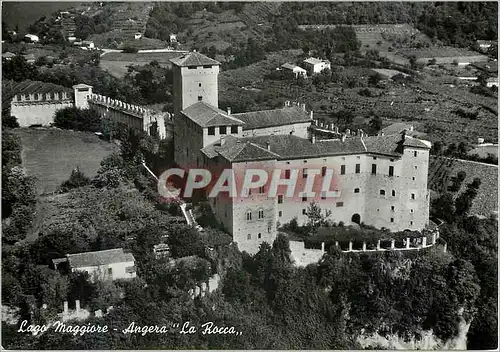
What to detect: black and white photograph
<box><xmin>1</xmin><ymin>1</ymin><xmax>498</xmax><ymax>349</ymax></box>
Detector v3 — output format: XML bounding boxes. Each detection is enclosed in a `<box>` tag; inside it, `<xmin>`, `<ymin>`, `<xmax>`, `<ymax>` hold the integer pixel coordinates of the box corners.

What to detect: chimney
<box><xmin>75</xmin><ymin>300</ymin><xmax>80</xmax><ymax>312</ymax></box>
<box><xmin>409</xmin><ymin>125</ymin><xmax>414</xmax><ymax>131</ymax></box>
<box><xmin>310</xmin><ymin>110</ymin><xmax>313</xmax><ymax>119</ymax></box>
<box><xmin>301</xmin><ymin>103</ymin><xmax>306</xmax><ymax>111</ymax></box>
<box><xmin>266</xmin><ymin>142</ymin><xmax>271</xmax><ymax>150</ymax></box>
<box><xmin>341</xmin><ymin>134</ymin><xmax>346</xmax><ymax>143</ymax></box>
<box><xmin>220</xmin><ymin>136</ymin><xmax>226</xmax><ymax>146</ymax></box>
<box><xmin>311</xmin><ymin>134</ymin><xmax>316</xmax><ymax>144</ymax></box>
<box><xmin>360</xmin><ymin>129</ymin><xmax>365</xmax><ymax>138</ymax></box>
<box><xmin>63</xmin><ymin>301</ymin><xmax>68</xmax><ymax>314</ymax></box>
<box><xmin>401</xmin><ymin>129</ymin><xmax>407</xmax><ymax>140</ymax></box>
<box><xmin>227</xmin><ymin>107</ymin><xmax>231</xmax><ymax>115</ymax></box>
<box><xmin>346</xmin><ymin>128</ymin><xmax>351</xmax><ymax>136</ymax></box>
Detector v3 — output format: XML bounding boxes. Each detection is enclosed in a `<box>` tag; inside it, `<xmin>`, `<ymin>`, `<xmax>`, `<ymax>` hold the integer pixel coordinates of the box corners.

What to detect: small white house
<box><xmin>280</xmin><ymin>63</ymin><xmax>307</xmax><ymax>78</ymax></box>
<box><xmin>53</xmin><ymin>248</ymin><xmax>137</xmax><ymax>282</ymax></box>
<box><xmin>486</xmin><ymin>77</ymin><xmax>498</xmax><ymax>88</ymax></box>
<box><xmin>24</xmin><ymin>34</ymin><xmax>39</xmax><ymax>43</ymax></box>
<box><xmin>170</xmin><ymin>33</ymin><xmax>177</xmax><ymax>43</ymax></box>
<box><xmin>134</xmin><ymin>32</ymin><xmax>142</xmax><ymax>40</ymax></box>
<box><xmin>303</xmin><ymin>57</ymin><xmax>331</xmax><ymax>74</ymax></box>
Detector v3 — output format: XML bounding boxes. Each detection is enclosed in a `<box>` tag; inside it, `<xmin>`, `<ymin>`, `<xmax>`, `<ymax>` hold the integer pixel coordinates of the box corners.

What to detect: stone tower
<box><xmin>170</xmin><ymin>51</ymin><xmax>220</xmax><ymax>118</ymax></box>
<box><xmin>72</xmin><ymin>84</ymin><xmax>93</xmax><ymax>109</ymax></box>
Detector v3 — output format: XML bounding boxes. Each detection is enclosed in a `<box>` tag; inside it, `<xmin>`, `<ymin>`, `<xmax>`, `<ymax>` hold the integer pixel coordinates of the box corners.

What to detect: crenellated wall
<box><xmin>87</xmin><ymin>92</ymin><xmax>171</xmax><ymax>139</ymax></box>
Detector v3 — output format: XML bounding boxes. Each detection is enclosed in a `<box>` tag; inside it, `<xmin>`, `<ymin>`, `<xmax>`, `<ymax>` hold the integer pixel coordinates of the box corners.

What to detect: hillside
<box><xmin>428</xmin><ymin>156</ymin><xmax>498</xmax><ymax>216</ymax></box>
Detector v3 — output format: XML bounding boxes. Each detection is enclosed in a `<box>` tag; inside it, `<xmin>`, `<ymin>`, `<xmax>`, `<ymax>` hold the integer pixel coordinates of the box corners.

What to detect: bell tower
<box><xmin>170</xmin><ymin>51</ymin><xmax>220</xmax><ymax>117</ymax></box>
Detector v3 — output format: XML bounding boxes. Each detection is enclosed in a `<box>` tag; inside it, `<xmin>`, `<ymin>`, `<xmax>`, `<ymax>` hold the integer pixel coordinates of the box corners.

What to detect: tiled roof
<box><xmin>304</xmin><ymin>57</ymin><xmax>329</xmax><ymax>65</ymax></box>
<box><xmin>73</xmin><ymin>83</ymin><xmax>93</xmax><ymax>89</ymax></box>
<box><xmin>364</xmin><ymin>133</ymin><xmax>430</xmax><ymax>156</ymax></box>
<box><xmin>281</xmin><ymin>63</ymin><xmax>298</xmax><ymax>70</ymax></box>
<box><xmin>170</xmin><ymin>51</ymin><xmax>220</xmax><ymax>67</ymax></box>
<box><xmin>3</xmin><ymin>80</ymin><xmax>73</xmax><ymax>103</ymax></box>
<box><xmin>67</xmin><ymin>248</ymin><xmax>135</xmax><ymax>268</ymax></box>
<box><xmin>182</xmin><ymin>102</ymin><xmax>245</xmax><ymax>127</ymax></box>
<box><xmin>203</xmin><ymin>133</ymin><xmax>430</xmax><ymax>162</ymax></box>
<box><xmin>243</xmin><ymin>135</ymin><xmax>366</xmax><ymax>159</ymax></box>
<box><xmin>232</xmin><ymin>107</ymin><xmax>311</xmax><ymax>130</ymax></box>
<box><xmin>201</xmin><ymin>136</ymin><xmax>279</xmax><ymax>162</ymax></box>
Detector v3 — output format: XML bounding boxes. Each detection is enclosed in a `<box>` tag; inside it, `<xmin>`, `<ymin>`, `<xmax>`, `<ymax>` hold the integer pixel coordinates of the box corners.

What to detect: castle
<box><xmin>4</xmin><ymin>80</ymin><xmax>171</xmax><ymax>139</ymax></box>
<box><xmin>170</xmin><ymin>52</ymin><xmax>432</xmax><ymax>254</ymax></box>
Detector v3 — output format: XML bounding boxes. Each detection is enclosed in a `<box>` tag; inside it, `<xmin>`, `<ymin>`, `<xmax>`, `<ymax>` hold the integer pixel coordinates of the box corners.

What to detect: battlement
<box><xmin>89</xmin><ymin>93</ymin><xmax>148</xmax><ymax>119</ymax></box>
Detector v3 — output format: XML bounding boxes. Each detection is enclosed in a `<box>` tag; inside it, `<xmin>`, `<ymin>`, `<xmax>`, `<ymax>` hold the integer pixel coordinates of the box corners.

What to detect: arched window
<box><xmin>258</xmin><ymin>209</ymin><xmax>264</xmax><ymax>219</ymax></box>
<box><xmin>392</xmin><ymin>190</ymin><xmax>396</xmax><ymax>197</ymax></box>
<box><xmin>246</xmin><ymin>211</ymin><xmax>252</xmax><ymax>221</ymax></box>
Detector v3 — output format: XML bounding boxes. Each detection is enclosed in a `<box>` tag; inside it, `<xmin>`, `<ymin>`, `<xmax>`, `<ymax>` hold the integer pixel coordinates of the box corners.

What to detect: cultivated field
<box><xmin>16</xmin><ymin>128</ymin><xmax>118</xmax><ymax>195</ymax></box>
<box><xmin>100</xmin><ymin>51</ymin><xmax>185</xmax><ymax>77</ymax></box>
<box><xmin>428</xmin><ymin>156</ymin><xmax>498</xmax><ymax>216</ymax></box>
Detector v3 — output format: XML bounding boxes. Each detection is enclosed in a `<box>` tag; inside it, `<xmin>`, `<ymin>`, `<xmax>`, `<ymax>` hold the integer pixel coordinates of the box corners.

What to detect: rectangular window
<box><xmin>373</xmin><ymin>156</ymin><xmax>377</xmax><ymax>160</ymax></box>
<box><xmin>208</xmin><ymin>127</ymin><xmax>215</xmax><ymax>135</ymax></box>
<box><xmin>340</xmin><ymin>165</ymin><xmax>346</xmax><ymax>175</ymax></box>
<box><xmin>285</xmin><ymin>170</ymin><xmax>290</xmax><ymax>179</ymax></box>
<box><xmin>354</xmin><ymin>188</ymin><xmax>360</xmax><ymax>193</ymax></box>
<box><xmin>258</xmin><ymin>210</ymin><xmax>264</xmax><ymax>219</ymax></box>
<box><xmin>231</xmin><ymin>126</ymin><xmax>238</xmax><ymax>134</ymax></box>
<box><xmin>302</xmin><ymin>209</ymin><xmax>307</xmax><ymax>215</ymax></box>
<box><xmin>411</xmin><ymin>193</ymin><xmax>415</xmax><ymax>200</ymax></box>
<box><xmin>355</xmin><ymin>164</ymin><xmax>360</xmax><ymax>173</ymax></box>
<box><xmin>302</xmin><ymin>196</ymin><xmax>307</xmax><ymax>202</ymax></box>
<box><xmin>259</xmin><ymin>186</ymin><xmax>265</xmax><ymax>194</ymax></box>
<box><xmin>389</xmin><ymin>166</ymin><xmax>394</xmax><ymax>177</ymax></box>
<box><xmin>372</xmin><ymin>164</ymin><xmax>377</xmax><ymax>175</ymax></box>
<box><xmin>321</xmin><ymin>191</ymin><xmax>326</xmax><ymax>200</ymax></box>
<box><xmin>279</xmin><ymin>211</ymin><xmax>282</xmax><ymax>217</ymax></box>
<box><xmin>247</xmin><ymin>234</ymin><xmax>251</xmax><ymax>240</ymax></box>
<box><xmin>108</xmin><ymin>268</ymin><xmax>112</xmax><ymax>275</ymax></box>
<box><xmin>219</xmin><ymin>126</ymin><xmax>227</xmax><ymax>135</ymax></box>
<box><xmin>198</xmin><ymin>83</ymin><xmax>202</xmax><ymax>87</ymax></box>
<box><xmin>278</xmin><ymin>195</ymin><xmax>283</xmax><ymax>204</ymax></box>
<box><xmin>414</xmin><ymin>151</ymin><xmax>418</xmax><ymax>157</ymax></box>
<box><xmin>410</xmin><ymin>221</ymin><xmax>413</xmax><ymax>226</ymax></box>
<box><xmin>246</xmin><ymin>212</ymin><xmax>252</xmax><ymax>221</ymax></box>
<box><xmin>198</xmin><ymin>96</ymin><xmax>203</xmax><ymax>101</ymax></box>
<box><xmin>390</xmin><ymin>218</ymin><xmax>394</xmax><ymax>223</ymax></box>
<box><xmin>336</xmin><ymin>202</ymin><xmax>344</xmax><ymax>207</ymax></box>
<box><xmin>321</xmin><ymin>166</ymin><xmax>327</xmax><ymax>176</ymax></box>
<box><xmin>303</xmin><ymin>168</ymin><xmax>308</xmax><ymax>178</ymax></box>
<box><xmin>380</xmin><ymin>189</ymin><xmax>386</xmax><ymax>195</ymax></box>
<box><xmin>203</xmin><ymin>65</ymin><xmax>212</xmax><ymax>69</ymax></box>
<box><xmin>391</xmin><ymin>206</ymin><xmax>395</xmax><ymax>211</ymax></box>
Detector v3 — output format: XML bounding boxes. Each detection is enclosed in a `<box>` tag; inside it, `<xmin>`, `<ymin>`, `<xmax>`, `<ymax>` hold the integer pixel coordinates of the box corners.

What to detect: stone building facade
<box><xmin>171</xmin><ymin>52</ymin><xmax>432</xmax><ymax>254</ymax></box>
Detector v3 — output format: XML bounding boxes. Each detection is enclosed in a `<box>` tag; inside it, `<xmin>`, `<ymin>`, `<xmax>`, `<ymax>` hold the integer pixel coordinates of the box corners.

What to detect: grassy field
<box><xmin>16</xmin><ymin>128</ymin><xmax>118</xmax><ymax>195</ymax></box>
<box><xmin>428</xmin><ymin>156</ymin><xmax>498</xmax><ymax>216</ymax></box>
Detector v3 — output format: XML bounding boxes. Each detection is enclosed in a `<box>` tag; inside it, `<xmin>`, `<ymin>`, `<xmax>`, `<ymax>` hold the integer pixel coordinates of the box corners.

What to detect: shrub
<box><xmin>54</xmin><ymin>107</ymin><xmax>101</xmax><ymax>132</ymax></box>
<box><xmin>122</xmin><ymin>46</ymin><xmax>139</xmax><ymax>53</ymax></box>
<box><xmin>60</xmin><ymin>167</ymin><xmax>91</xmax><ymax>192</ymax></box>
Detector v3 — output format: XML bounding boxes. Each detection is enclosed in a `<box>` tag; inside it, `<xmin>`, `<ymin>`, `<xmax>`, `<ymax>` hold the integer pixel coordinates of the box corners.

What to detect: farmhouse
<box><xmin>476</xmin><ymin>40</ymin><xmax>496</xmax><ymax>51</ymax></box>
<box><xmin>24</xmin><ymin>34</ymin><xmax>39</xmax><ymax>43</ymax></box>
<box><xmin>303</xmin><ymin>57</ymin><xmax>331</xmax><ymax>74</ymax></box>
<box><xmin>171</xmin><ymin>51</ymin><xmax>432</xmax><ymax>254</ymax></box>
<box><xmin>53</xmin><ymin>248</ymin><xmax>136</xmax><ymax>282</ymax></box>
<box><xmin>280</xmin><ymin>63</ymin><xmax>307</xmax><ymax>78</ymax></box>
<box><xmin>2</xmin><ymin>52</ymin><xmax>16</xmax><ymax>60</ymax></box>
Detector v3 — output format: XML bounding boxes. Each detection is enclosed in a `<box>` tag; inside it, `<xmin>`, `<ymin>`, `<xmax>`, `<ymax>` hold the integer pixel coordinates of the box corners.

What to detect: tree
<box><xmin>431</xmin><ymin>192</ymin><xmax>456</xmax><ymax>223</ymax></box>
<box><xmin>60</xmin><ymin>167</ymin><xmax>91</xmax><ymax>192</ymax></box>
<box><xmin>166</xmin><ymin>225</ymin><xmax>205</xmax><ymax>258</ymax></box>
<box><xmin>368</xmin><ymin>115</ymin><xmax>383</xmax><ymax>132</ymax></box>
<box><xmin>306</xmin><ymin>201</ymin><xmax>332</xmax><ymax>231</ymax></box>
<box><xmin>368</xmin><ymin>72</ymin><xmax>383</xmax><ymax>86</ymax></box>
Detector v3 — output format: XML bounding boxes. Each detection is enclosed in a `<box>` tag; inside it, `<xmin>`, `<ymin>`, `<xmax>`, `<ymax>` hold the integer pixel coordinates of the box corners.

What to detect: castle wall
<box><xmin>11</xmin><ymin>101</ymin><xmax>74</xmax><ymax>127</ymax></box>
<box><xmin>242</xmin><ymin>122</ymin><xmax>310</xmax><ymax>139</ymax></box>
<box><xmin>173</xmin><ymin>112</ymin><xmax>205</xmax><ymax>167</ymax></box>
